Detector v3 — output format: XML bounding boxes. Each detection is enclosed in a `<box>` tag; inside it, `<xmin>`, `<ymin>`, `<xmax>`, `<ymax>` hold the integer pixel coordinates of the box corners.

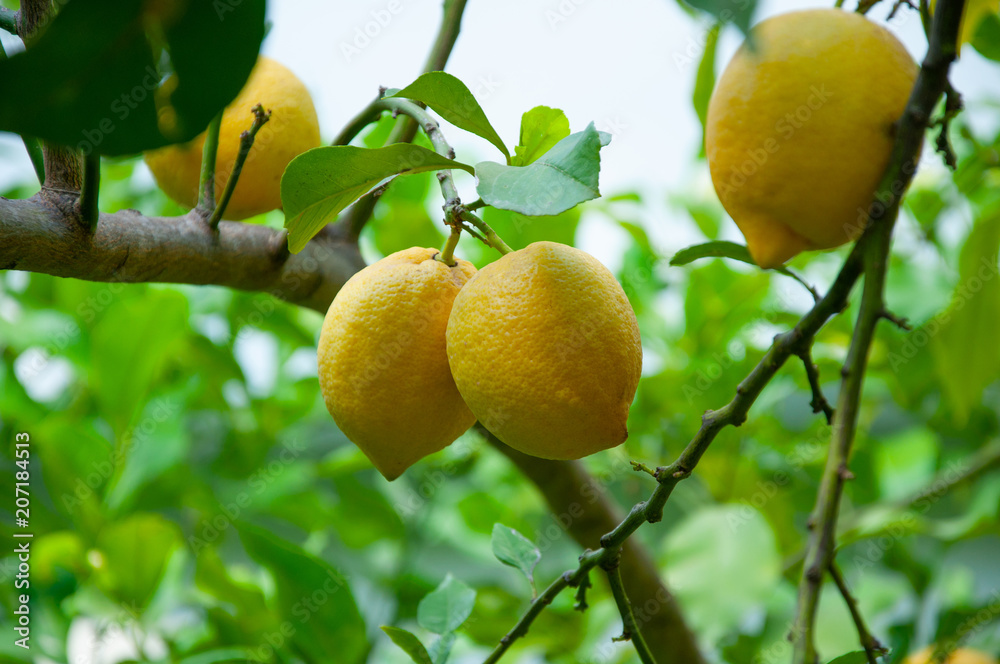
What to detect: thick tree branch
<box><xmin>0</xmin><ymin>198</ymin><xmax>364</xmax><ymax>312</ymax></box>
<box><xmin>790</xmin><ymin>0</ymin><xmax>965</xmax><ymax>660</ymax></box>
<box><xmin>487</xmin><ymin>434</ymin><xmax>706</xmax><ymax>664</ymax></box>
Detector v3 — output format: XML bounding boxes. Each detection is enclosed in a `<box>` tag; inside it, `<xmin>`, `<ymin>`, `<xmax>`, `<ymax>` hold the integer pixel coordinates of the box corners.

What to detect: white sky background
<box><xmin>0</xmin><ymin>0</ymin><xmax>997</xmax><ymax>267</ymax></box>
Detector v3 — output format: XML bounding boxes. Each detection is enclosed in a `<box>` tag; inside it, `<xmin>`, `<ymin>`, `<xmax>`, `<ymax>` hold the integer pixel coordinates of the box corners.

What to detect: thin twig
<box><xmin>208</xmin><ymin>105</ymin><xmax>271</xmax><ymax>228</ymax></box>
<box><xmin>776</xmin><ymin>266</ymin><xmax>822</xmax><ymax>302</ymax></box>
<box><xmin>829</xmin><ymin>562</ymin><xmax>886</xmax><ymax>664</ymax></box>
<box><xmin>332</xmin><ymin>93</ymin><xmax>385</xmax><ymax>146</ymax></box>
<box><xmin>197</xmin><ymin>111</ymin><xmax>223</xmax><ymax>215</ymax></box>
<box><xmin>796</xmin><ymin>347</ymin><xmax>835</xmax><ymax>424</ymax></box>
<box><xmin>603</xmin><ymin>556</ymin><xmax>657</xmax><ymax>664</ymax></box>
<box><xmin>460</xmin><ymin>210</ymin><xmax>512</xmax><ymax>255</ymax></box>
<box><xmin>934</xmin><ymin>82</ymin><xmax>963</xmax><ymax>170</ymax></box>
<box><xmin>78</xmin><ymin>152</ymin><xmax>100</xmax><ymax>230</ymax></box>
<box><xmin>422</xmin><ymin>0</ymin><xmax>469</xmax><ymax>72</ymax></box>
<box><xmin>790</xmin><ymin>0</ymin><xmax>965</xmax><ymax>660</ymax></box>
<box><xmin>331</xmin><ymin>0</ymin><xmax>470</xmax><ymax>239</ymax></box>
<box><xmin>482</xmin><ymin>242</ymin><xmax>867</xmax><ymax>663</ymax></box>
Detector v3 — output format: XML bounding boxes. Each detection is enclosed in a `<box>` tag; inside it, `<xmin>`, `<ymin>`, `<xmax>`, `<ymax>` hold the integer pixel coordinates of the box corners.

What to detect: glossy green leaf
<box><xmin>662</xmin><ymin>505</ymin><xmax>780</xmax><ymax>639</ymax></box>
<box><xmin>282</xmin><ymin>144</ymin><xmax>473</xmax><ymax>253</ymax></box>
<box><xmin>825</xmin><ymin>652</ymin><xmax>870</xmax><ymax>664</ymax></box>
<box><xmin>238</xmin><ymin>524</ymin><xmax>369</xmax><ymax>663</ymax></box>
<box><xmin>381</xmin><ymin>626</ymin><xmax>433</xmax><ymax>664</ymax></box>
<box><xmin>670</xmin><ymin>240</ymin><xmax>753</xmax><ymax>267</ymax></box>
<box><xmin>390</xmin><ymin>72</ymin><xmax>510</xmax><ymax>160</ymax></box>
<box><xmin>0</xmin><ymin>0</ymin><xmax>264</xmax><ymax>154</ymax></box>
<box><xmin>178</xmin><ymin>649</ymin><xmax>255</xmax><ymax>664</ymax></box>
<box><xmin>90</xmin><ymin>291</ymin><xmax>188</xmax><ymax>433</ymax></box>
<box><xmin>428</xmin><ymin>632</ymin><xmax>457</xmax><ymax>664</ymax></box>
<box><xmin>491</xmin><ymin>524</ymin><xmax>541</xmax><ymax>589</ymax></box>
<box><xmin>95</xmin><ymin>513</ymin><xmax>180</xmax><ymax>608</ymax></box>
<box><xmin>682</xmin><ymin>0</ymin><xmax>757</xmax><ymax>35</ymax></box>
<box><xmin>971</xmin><ymin>12</ymin><xmax>1000</xmax><ymax>61</ymax></box>
<box><xmin>512</xmin><ymin>106</ymin><xmax>570</xmax><ymax>166</ymax></box>
<box><xmin>930</xmin><ymin>213</ymin><xmax>1000</xmax><ymax>425</ymax></box>
<box><xmin>417</xmin><ymin>575</ymin><xmax>476</xmax><ymax>635</ymax></box>
<box><xmin>481</xmin><ymin>206</ymin><xmax>580</xmax><ymax>251</ymax></box>
<box><xmin>475</xmin><ymin>123</ymin><xmax>610</xmax><ymax>216</ymax></box>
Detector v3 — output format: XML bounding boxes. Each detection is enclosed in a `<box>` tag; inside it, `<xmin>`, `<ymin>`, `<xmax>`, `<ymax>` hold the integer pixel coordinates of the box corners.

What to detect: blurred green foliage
<box><xmin>1</xmin><ymin>8</ymin><xmax>1000</xmax><ymax>663</ymax></box>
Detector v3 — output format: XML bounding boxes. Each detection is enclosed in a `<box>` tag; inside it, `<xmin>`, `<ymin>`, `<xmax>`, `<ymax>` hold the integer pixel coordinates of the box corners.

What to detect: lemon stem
<box><xmin>375</xmin><ymin>96</ymin><xmax>514</xmax><ymax>257</ymax></box>
<box><xmin>197</xmin><ymin>111</ymin><xmax>222</xmax><ymax>215</ymax></box>
<box><xmin>437</xmin><ymin>227</ymin><xmax>461</xmax><ymax>265</ymax></box>
<box><xmin>208</xmin><ymin>104</ymin><xmax>271</xmax><ymax>230</ymax></box>
<box><xmin>460</xmin><ymin>210</ymin><xmax>512</xmax><ymax>255</ymax></box>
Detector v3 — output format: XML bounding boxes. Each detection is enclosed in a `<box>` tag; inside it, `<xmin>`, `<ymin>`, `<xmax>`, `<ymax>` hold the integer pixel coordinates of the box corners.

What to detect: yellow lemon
<box><xmin>145</xmin><ymin>56</ymin><xmax>321</xmax><ymax>221</ymax></box>
<box><xmin>705</xmin><ymin>9</ymin><xmax>918</xmax><ymax>268</ymax></box>
<box><xmin>446</xmin><ymin>241</ymin><xmax>642</xmax><ymax>460</ymax></box>
<box><xmin>318</xmin><ymin>247</ymin><xmax>477</xmax><ymax>480</ymax></box>
<box><xmin>905</xmin><ymin>647</ymin><xmax>998</xmax><ymax>664</ymax></box>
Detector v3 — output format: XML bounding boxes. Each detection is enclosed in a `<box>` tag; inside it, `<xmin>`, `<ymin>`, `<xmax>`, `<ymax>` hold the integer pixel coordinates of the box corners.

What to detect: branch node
<box><xmin>838</xmin><ymin>463</ymin><xmax>856</xmax><ymax>481</ymax></box>
<box><xmin>879</xmin><ymin>308</ymin><xmax>911</xmax><ymax>330</ymax></box>
<box><xmin>630</xmin><ymin>461</ymin><xmax>657</xmax><ymax>477</ymax></box>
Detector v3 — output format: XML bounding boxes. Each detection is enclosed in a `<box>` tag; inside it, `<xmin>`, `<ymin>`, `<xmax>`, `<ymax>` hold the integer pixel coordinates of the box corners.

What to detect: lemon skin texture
<box><xmin>145</xmin><ymin>56</ymin><xmax>320</xmax><ymax>221</ymax></box>
<box><xmin>905</xmin><ymin>648</ymin><xmax>998</xmax><ymax>664</ymax></box>
<box><xmin>446</xmin><ymin>241</ymin><xmax>642</xmax><ymax>460</ymax></box>
<box><xmin>318</xmin><ymin>247</ymin><xmax>478</xmax><ymax>481</ymax></box>
<box><xmin>706</xmin><ymin>9</ymin><xmax>918</xmax><ymax>268</ymax></box>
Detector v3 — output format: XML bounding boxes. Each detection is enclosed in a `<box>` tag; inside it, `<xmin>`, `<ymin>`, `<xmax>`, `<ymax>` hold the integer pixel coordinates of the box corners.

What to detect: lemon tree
<box><xmin>1</xmin><ymin>1</ymin><xmax>1000</xmax><ymax>664</ymax></box>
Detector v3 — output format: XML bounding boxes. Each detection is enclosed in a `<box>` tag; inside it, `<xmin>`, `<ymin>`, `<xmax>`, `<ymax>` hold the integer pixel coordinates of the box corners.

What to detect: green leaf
<box><xmin>390</xmin><ymin>72</ymin><xmax>510</xmax><ymax>160</ymax></box>
<box><xmin>662</xmin><ymin>505</ymin><xmax>780</xmax><ymax>640</ymax></box>
<box><xmin>381</xmin><ymin>626</ymin><xmax>433</xmax><ymax>664</ymax></box>
<box><xmin>417</xmin><ymin>575</ymin><xmax>476</xmax><ymax>635</ymax></box>
<box><xmin>238</xmin><ymin>524</ymin><xmax>369</xmax><ymax>663</ymax></box>
<box><xmin>475</xmin><ymin>123</ymin><xmax>610</xmax><ymax>216</ymax></box>
<box><xmin>491</xmin><ymin>524</ymin><xmax>541</xmax><ymax>589</ymax></box>
<box><xmin>512</xmin><ymin>106</ymin><xmax>570</xmax><ymax>166</ymax></box>
<box><xmin>825</xmin><ymin>653</ymin><xmax>870</xmax><ymax>664</ymax></box>
<box><xmin>682</xmin><ymin>0</ymin><xmax>757</xmax><ymax>35</ymax></box>
<box><xmin>428</xmin><ymin>632</ymin><xmax>457</xmax><ymax>664</ymax></box>
<box><xmin>669</xmin><ymin>240</ymin><xmax>754</xmax><ymax>267</ymax></box>
<box><xmin>90</xmin><ymin>290</ymin><xmax>188</xmax><ymax>433</ymax></box>
<box><xmin>282</xmin><ymin>144</ymin><xmax>474</xmax><ymax>253</ymax></box>
<box><xmin>971</xmin><ymin>12</ymin><xmax>1000</xmax><ymax>61</ymax></box>
<box><xmin>95</xmin><ymin>513</ymin><xmax>181</xmax><ymax>608</ymax></box>
<box><xmin>0</xmin><ymin>0</ymin><xmax>264</xmax><ymax>154</ymax></box>
<box><xmin>693</xmin><ymin>23</ymin><xmax>722</xmax><ymax>150</ymax></box>
<box><xmin>178</xmin><ymin>649</ymin><xmax>255</xmax><ymax>664</ymax></box>
<box><xmin>931</xmin><ymin>212</ymin><xmax>1000</xmax><ymax>425</ymax></box>
<box><xmin>481</xmin><ymin>206</ymin><xmax>580</xmax><ymax>251</ymax></box>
